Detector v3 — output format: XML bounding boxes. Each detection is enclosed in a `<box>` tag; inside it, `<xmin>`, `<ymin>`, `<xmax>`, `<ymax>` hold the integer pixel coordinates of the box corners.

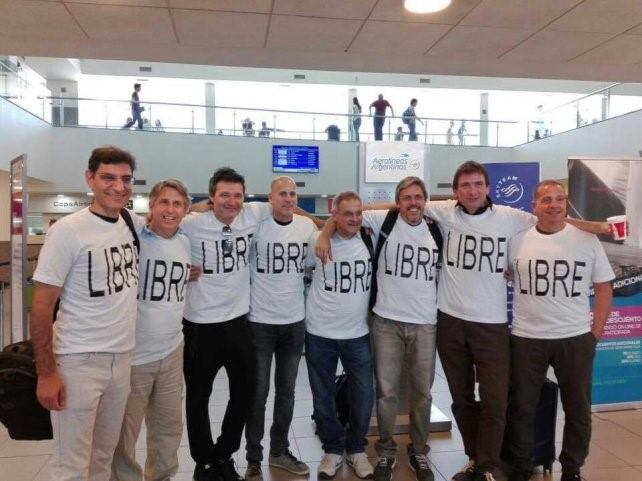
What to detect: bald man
<box><xmin>244</xmin><ymin>177</ymin><xmax>317</xmax><ymax>481</ymax></box>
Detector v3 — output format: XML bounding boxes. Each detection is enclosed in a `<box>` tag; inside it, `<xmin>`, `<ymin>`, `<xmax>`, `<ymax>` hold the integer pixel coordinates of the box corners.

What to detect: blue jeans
<box><xmin>408</xmin><ymin>120</ymin><xmax>417</xmax><ymax>141</ymax></box>
<box><xmin>352</xmin><ymin>118</ymin><xmax>361</xmax><ymax>142</ymax></box>
<box><xmin>373</xmin><ymin>116</ymin><xmax>385</xmax><ymax>141</ymax></box>
<box><xmin>305</xmin><ymin>333</ymin><xmax>374</xmax><ymax>455</ymax></box>
<box><xmin>245</xmin><ymin>321</ymin><xmax>305</xmax><ymax>462</ymax></box>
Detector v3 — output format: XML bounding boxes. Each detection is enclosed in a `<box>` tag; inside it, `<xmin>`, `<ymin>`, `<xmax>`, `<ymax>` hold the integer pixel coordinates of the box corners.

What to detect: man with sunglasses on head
<box><xmin>180</xmin><ymin>168</ymin><xmax>273</xmax><ymax>481</ymax></box>
<box><xmin>243</xmin><ymin>176</ymin><xmax>317</xmax><ymax>481</ymax></box>
<box><xmin>31</xmin><ymin>146</ymin><xmax>143</xmax><ymax>481</ymax></box>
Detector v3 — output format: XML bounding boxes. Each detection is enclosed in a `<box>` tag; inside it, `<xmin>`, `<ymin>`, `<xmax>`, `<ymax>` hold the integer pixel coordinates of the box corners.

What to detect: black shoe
<box><xmin>473</xmin><ymin>471</ymin><xmax>496</xmax><ymax>481</ymax></box>
<box><xmin>560</xmin><ymin>472</ymin><xmax>583</xmax><ymax>481</ymax></box>
<box><xmin>373</xmin><ymin>457</ymin><xmax>397</xmax><ymax>481</ymax></box>
<box><xmin>213</xmin><ymin>458</ymin><xmax>243</xmax><ymax>481</ymax></box>
<box><xmin>408</xmin><ymin>453</ymin><xmax>434</xmax><ymax>481</ymax></box>
<box><xmin>452</xmin><ymin>461</ymin><xmax>476</xmax><ymax>481</ymax></box>
<box><xmin>508</xmin><ymin>469</ymin><xmax>532</xmax><ymax>481</ymax></box>
<box><xmin>194</xmin><ymin>463</ymin><xmax>221</xmax><ymax>481</ymax></box>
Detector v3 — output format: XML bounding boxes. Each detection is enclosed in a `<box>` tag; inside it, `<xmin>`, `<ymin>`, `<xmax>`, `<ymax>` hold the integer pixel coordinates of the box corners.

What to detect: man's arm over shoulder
<box><xmin>423</xmin><ymin>199</ymin><xmax>454</xmax><ymax>222</ymax></box>
<box><xmin>31</xmin><ymin>282</ymin><xmax>65</xmax><ymax>411</ymax></box>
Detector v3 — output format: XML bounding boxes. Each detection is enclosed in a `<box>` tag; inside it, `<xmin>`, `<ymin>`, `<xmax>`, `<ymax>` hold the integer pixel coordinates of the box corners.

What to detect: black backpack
<box><xmin>370</xmin><ymin>208</ymin><xmax>442</xmax><ymax>308</ymax></box>
<box><xmin>0</xmin><ymin>341</ymin><xmax>53</xmax><ymax>440</ymax></box>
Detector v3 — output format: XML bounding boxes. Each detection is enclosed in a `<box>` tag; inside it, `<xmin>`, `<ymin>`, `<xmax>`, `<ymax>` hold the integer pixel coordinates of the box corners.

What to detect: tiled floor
<box><xmin>2</xmin><ymin>357</ymin><xmax>642</xmax><ymax>481</ymax></box>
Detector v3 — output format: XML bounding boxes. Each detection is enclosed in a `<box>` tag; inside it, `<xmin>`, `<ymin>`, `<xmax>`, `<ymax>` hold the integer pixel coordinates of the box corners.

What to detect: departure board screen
<box><xmin>272</xmin><ymin>145</ymin><xmax>319</xmax><ymax>173</ymax></box>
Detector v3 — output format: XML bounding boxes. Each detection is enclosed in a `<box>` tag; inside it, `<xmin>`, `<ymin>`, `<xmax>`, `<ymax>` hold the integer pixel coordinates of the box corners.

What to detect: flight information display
<box><xmin>272</xmin><ymin>145</ymin><xmax>319</xmax><ymax>173</ymax></box>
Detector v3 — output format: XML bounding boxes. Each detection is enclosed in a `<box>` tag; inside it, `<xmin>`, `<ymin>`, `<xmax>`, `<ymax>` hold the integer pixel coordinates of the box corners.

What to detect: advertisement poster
<box><xmin>568</xmin><ymin>158</ymin><xmax>642</xmax><ymax>408</ymax></box>
<box><xmin>485</xmin><ymin>162</ymin><xmax>540</xmax><ymax>212</ymax></box>
<box><xmin>364</xmin><ymin>142</ymin><xmax>426</xmax><ymax>184</ymax></box>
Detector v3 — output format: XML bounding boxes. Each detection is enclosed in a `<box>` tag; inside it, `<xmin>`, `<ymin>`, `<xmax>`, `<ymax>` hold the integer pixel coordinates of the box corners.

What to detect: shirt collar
<box><xmin>456</xmin><ymin>195</ymin><xmax>494</xmax><ymax>215</ymax></box>
<box><xmin>141</xmin><ymin>224</ymin><xmax>183</xmax><ymax>239</ymax></box>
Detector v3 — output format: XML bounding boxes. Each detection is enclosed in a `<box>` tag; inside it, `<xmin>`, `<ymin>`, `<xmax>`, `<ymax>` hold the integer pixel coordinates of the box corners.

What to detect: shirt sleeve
<box><xmin>506</xmin><ymin>207</ymin><xmax>537</xmax><ymax>236</ymax></box>
<box><xmin>245</xmin><ymin>202</ymin><xmax>272</xmax><ymax>223</ymax></box>
<box><xmin>362</xmin><ymin>210</ymin><xmax>388</xmax><ymax>240</ymax></box>
<box><xmin>32</xmin><ymin>223</ymin><xmax>79</xmax><ymax>287</ymax></box>
<box><xmin>423</xmin><ymin>200</ymin><xmax>453</xmax><ymax>222</ymax></box>
<box><xmin>179</xmin><ymin>212</ymin><xmax>201</xmax><ymax>237</ymax></box>
<box><xmin>304</xmin><ymin>232</ymin><xmax>320</xmax><ymax>268</ymax></box>
<box><xmin>591</xmin><ymin>237</ymin><xmax>616</xmax><ymax>283</ymax></box>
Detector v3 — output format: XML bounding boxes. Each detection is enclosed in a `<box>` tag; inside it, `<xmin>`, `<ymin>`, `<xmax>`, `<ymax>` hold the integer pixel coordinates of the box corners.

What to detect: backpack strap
<box><xmin>374</xmin><ymin>208</ymin><xmax>399</xmax><ymax>265</ymax></box>
<box><xmin>120</xmin><ymin>208</ymin><xmax>140</xmax><ymax>254</ymax></box>
<box><xmin>360</xmin><ymin>226</ymin><xmax>374</xmax><ymax>260</ymax></box>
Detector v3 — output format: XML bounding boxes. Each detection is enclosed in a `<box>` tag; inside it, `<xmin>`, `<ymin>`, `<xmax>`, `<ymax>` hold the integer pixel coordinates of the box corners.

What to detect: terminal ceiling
<box><xmin>2</xmin><ymin>0</ymin><xmax>642</xmax><ymax>82</ymax></box>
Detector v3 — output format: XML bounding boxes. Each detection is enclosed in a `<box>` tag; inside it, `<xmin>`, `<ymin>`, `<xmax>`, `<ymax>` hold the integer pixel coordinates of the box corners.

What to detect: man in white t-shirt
<box><xmin>31</xmin><ymin>146</ymin><xmax>141</xmax><ymax>481</ymax></box>
<box><xmin>181</xmin><ymin>168</ymin><xmax>272</xmax><ymax>481</ymax></box>
<box><xmin>315</xmin><ymin>178</ymin><xmax>440</xmax><ymax>481</ymax></box>
<box><xmin>244</xmin><ymin>177</ymin><xmax>316</xmax><ymax>481</ymax></box>
<box><xmin>111</xmin><ymin>179</ymin><xmax>192</xmax><ymax>481</ymax></box>
<box><xmin>507</xmin><ymin>181</ymin><xmax>614</xmax><ymax>481</ymax></box>
<box><xmin>305</xmin><ymin>192</ymin><xmax>375</xmax><ymax>480</ymax></box>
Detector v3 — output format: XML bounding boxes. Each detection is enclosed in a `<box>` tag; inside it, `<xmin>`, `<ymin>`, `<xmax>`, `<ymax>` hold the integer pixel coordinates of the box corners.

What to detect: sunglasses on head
<box><xmin>222</xmin><ymin>225</ymin><xmax>233</xmax><ymax>255</ymax></box>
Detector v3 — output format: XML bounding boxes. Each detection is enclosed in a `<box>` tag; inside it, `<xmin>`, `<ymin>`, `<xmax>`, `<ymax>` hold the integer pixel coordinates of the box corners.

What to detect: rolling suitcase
<box><xmin>503</xmin><ymin>378</ymin><xmax>559</xmax><ymax>473</ymax></box>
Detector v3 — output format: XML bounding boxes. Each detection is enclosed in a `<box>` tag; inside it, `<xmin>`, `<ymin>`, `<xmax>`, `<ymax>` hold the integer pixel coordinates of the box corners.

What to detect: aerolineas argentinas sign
<box><xmin>364</xmin><ymin>142</ymin><xmax>426</xmax><ymax>183</ymax></box>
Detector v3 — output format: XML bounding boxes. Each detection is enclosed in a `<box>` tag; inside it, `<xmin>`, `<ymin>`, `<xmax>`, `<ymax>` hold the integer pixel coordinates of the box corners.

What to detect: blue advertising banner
<box><xmin>485</xmin><ymin>162</ymin><xmax>540</xmax><ymax>212</ymax></box>
<box><xmin>568</xmin><ymin>158</ymin><xmax>642</xmax><ymax>408</ymax></box>
<box><xmin>485</xmin><ymin>163</ymin><xmax>540</xmax><ymax>326</ymax></box>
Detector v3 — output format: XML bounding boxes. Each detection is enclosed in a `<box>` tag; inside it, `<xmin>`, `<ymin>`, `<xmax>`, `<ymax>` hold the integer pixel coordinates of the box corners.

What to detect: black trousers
<box><xmin>508</xmin><ymin>332</ymin><xmax>596</xmax><ymax>474</ymax></box>
<box><xmin>183</xmin><ymin>316</ymin><xmax>256</xmax><ymax>464</ymax></box>
<box><xmin>436</xmin><ymin>310</ymin><xmax>510</xmax><ymax>474</ymax></box>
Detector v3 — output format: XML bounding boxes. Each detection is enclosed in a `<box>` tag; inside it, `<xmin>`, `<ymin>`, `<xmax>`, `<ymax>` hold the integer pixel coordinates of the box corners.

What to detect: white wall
<box><xmin>513</xmin><ymin>109</ymin><xmax>642</xmax><ymax>180</ymax></box>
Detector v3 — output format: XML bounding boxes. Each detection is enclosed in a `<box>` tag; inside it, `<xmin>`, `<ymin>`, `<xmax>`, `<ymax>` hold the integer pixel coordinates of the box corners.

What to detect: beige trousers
<box><xmin>52</xmin><ymin>352</ymin><xmax>132</xmax><ymax>481</ymax></box>
<box><xmin>111</xmin><ymin>343</ymin><xmax>184</xmax><ymax>481</ymax></box>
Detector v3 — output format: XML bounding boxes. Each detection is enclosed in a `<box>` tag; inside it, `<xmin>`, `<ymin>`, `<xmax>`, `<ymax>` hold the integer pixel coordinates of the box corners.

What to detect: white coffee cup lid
<box><xmin>607</xmin><ymin>215</ymin><xmax>626</xmax><ymax>222</ymax></box>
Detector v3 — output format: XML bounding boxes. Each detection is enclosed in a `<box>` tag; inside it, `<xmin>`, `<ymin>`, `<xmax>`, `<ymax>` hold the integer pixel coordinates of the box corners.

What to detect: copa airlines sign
<box><xmin>364</xmin><ymin>142</ymin><xmax>426</xmax><ymax>183</ymax></box>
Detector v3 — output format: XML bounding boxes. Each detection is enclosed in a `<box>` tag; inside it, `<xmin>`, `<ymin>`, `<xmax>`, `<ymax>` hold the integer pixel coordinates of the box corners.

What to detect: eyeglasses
<box><xmin>96</xmin><ymin>173</ymin><xmax>136</xmax><ymax>185</ymax></box>
<box><xmin>222</xmin><ymin>225</ymin><xmax>233</xmax><ymax>255</ymax></box>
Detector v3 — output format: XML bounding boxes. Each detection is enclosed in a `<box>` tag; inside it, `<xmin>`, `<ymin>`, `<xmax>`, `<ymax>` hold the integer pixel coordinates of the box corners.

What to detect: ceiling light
<box><xmin>404</xmin><ymin>0</ymin><xmax>451</xmax><ymax>14</ymax></box>
<box><xmin>87</xmin><ymin>192</ymin><xmax>94</xmax><ymax>196</ymax></box>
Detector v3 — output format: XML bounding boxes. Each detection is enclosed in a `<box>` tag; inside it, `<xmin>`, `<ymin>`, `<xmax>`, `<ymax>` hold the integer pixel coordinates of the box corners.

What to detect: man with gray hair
<box><xmin>316</xmin><ymin>177</ymin><xmax>441</xmax><ymax>481</ymax></box>
<box><xmin>244</xmin><ymin>177</ymin><xmax>317</xmax><ymax>481</ymax></box>
<box><xmin>305</xmin><ymin>191</ymin><xmax>375</xmax><ymax>480</ymax></box>
<box><xmin>111</xmin><ymin>179</ymin><xmax>193</xmax><ymax>481</ymax></box>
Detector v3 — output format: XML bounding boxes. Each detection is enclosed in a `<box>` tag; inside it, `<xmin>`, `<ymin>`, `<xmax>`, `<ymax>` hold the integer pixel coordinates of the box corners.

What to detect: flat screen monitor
<box><xmin>272</xmin><ymin>145</ymin><xmax>319</xmax><ymax>173</ymax></box>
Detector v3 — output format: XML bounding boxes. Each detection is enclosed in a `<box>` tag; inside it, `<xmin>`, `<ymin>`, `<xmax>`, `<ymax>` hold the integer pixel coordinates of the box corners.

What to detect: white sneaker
<box><xmin>318</xmin><ymin>453</ymin><xmax>344</xmax><ymax>479</ymax></box>
<box><xmin>347</xmin><ymin>452</ymin><xmax>374</xmax><ymax>479</ymax></box>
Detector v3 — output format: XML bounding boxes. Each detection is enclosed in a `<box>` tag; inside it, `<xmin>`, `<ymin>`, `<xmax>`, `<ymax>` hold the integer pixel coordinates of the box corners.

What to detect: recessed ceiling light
<box><xmin>320</xmin><ymin>194</ymin><xmax>328</xmax><ymax>198</ymax></box>
<box><xmin>136</xmin><ymin>194</ymin><xmax>142</xmax><ymax>198</ymax></box>
<box><xmin>87</xmin><ymin>192</ymin><xmax>94</xmax><ymax>196</ymax></box>
<box><xmin>404</xmin><ymin>0</ymin><xmax>451</xmax><ymax>14</ymax></box>
<box><xmin>57</xmin><ymin>194</ymin><xmax>64</xmax><ymax>198</ymax></box>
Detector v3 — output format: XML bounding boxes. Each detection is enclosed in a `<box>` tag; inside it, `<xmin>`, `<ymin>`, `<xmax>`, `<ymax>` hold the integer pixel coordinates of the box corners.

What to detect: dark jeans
<box><xmin>508</xmin><ymin>332</ymin><xmax>596</xmax><ymax>475</ymax></box>
<box><xmin>408</xmin><ymin>120</ymin><xmax>417</xmax><ymax>141</ymax></box>
<box><xmin>373</xmin><ymin>116</ymin><xmax>385</xmax><ymax>141</ymax></box>
<box><xmin>306</xmin><ymin>332</ymin><xmax>374</xmax><ymax>455</ymax></box>
<box><xmin>352</xmin><ymin>118</ymin><xmax>361</xmax><ymax>142</ymax></box>
<box><xmin>436</xmin><ymin>311</ymin><xmax>509</xmax><ymax>474</ymax></box>
<box><xmin>183</xmin><ymin>316</ymin><xmax>255</xmax><ymax>464</ymax></box>
<box><xmin>245</xmin><ymin>320</ymin><xmax>305</xmax><ymax>463</ymax></box>
<box><xmin>123</xmin><ymin>108</ymin><xmax>143</xmax><ymax>129</ymax></box>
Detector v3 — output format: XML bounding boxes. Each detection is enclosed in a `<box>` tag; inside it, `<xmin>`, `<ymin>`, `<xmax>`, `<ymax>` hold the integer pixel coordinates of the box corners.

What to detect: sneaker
<box><xmin>473</xmin><ymin>471</ymin><xmax>496</xmax><ymax>481</ymax></box>
<box><xmin>214</xmin><ymin>458</ymin><xmax>243</xmax><ymax>481</ymax></box>
<box><xmin>347</xmin><ymin>453</ymin><xmax>374</xmax><ymax>479</ymax></box>
<box><xmin>408</xmin><ymin>453</ymin><xmax>434</xmax><ymax>481</ymax></box>
<box><xmin>269</xmin><ymin>450</ymin><xmax>310</xmax><ymax>475</ymax></box>
<box><xmin>373</xmin><ymin>457</ymin><xmax>397</xmax><ymax>481</ymax></box>
<box><xmin>244</xmin><ymin>462</ymin><xmax>263</xmax><ymax>481</ymax></box>
<box><xmin>194</xmin><ymin>464</ymin><xmax>220</xmax><ymax>481</ymax></box>
<box><xmin>452</xmin><ymin>460</ymin><xmax>476</xmax><ymax>481</ymax></box>
<box><xmin>560</xmin><ymin>472</ymin><xmax>583</xmax><ymax>481</ymax></box>
<box><xmin>318</xmin><ymin>453</ymin><xmax>345</xmax><ymax>479</ymax></box>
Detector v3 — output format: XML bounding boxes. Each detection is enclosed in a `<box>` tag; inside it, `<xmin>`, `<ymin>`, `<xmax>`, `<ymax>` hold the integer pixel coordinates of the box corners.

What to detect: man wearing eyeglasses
<box><xmin>31</xmin><ymin>146</ymin><xmax>142</xmax><ymax>481</ymax></box>
<box><xmin>180</xmin><ymin>168</ymin><xmax>273</xmax><ymax>481</ymax></box>
<box><xmin>243</xmin><ymin>177</ymin><xmax>317</xmax><ymax>481</ymax></box>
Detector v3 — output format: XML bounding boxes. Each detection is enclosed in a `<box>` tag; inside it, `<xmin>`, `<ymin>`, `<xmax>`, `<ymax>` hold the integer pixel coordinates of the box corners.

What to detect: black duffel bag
<box><xmin>0</xmin><ymin>340</ymin><xmax>53</xmax><ymax>440</ymax></box>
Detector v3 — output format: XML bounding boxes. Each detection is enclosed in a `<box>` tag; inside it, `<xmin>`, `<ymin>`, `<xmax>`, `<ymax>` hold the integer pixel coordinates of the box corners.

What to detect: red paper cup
<box><xmin>607</xmin><ymin>215</ymin><xmax>627</xmax><ymax>240</ymax></box>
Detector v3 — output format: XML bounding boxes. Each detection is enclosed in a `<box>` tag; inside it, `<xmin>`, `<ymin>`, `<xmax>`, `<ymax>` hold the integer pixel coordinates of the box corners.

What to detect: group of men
<box><xmin>30</xmin><ymin>145</ymin><xmax>614</xmax><ymax>481</ymax></box>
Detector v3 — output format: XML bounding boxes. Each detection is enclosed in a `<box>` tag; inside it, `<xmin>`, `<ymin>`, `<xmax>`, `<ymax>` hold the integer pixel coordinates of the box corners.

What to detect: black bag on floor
<box><xmin>503</xmin><ymin>378</ymin><xmax>558</xmax><ymax>473</ymax></box>
<box><xmin>531</xmin><ymin>379</ymin><xmax>558</xmax><ymax>472</ymax></box>
<box><xmin>0</xmin><ymin>341</ymin><xmax>53</xmax><ymax>440</ymax></box>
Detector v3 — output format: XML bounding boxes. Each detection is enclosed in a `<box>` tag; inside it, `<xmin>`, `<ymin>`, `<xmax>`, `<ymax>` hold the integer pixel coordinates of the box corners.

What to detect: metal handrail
<box><xmin>43</xmin><ymin>95</ymin><xmax>519</xmax><ymax>125</ymax></box>
<box><xmin>539</xmin><ymin>82</ymin><xmax>621</xmax><ymax>114</ymax></box>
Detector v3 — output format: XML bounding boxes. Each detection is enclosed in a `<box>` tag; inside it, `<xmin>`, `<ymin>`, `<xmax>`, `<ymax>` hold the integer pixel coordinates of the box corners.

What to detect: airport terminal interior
<box><xmin>1</xmin><ymin>0</ymin><xmax>642</xmax><ymax>480</ymax></box>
